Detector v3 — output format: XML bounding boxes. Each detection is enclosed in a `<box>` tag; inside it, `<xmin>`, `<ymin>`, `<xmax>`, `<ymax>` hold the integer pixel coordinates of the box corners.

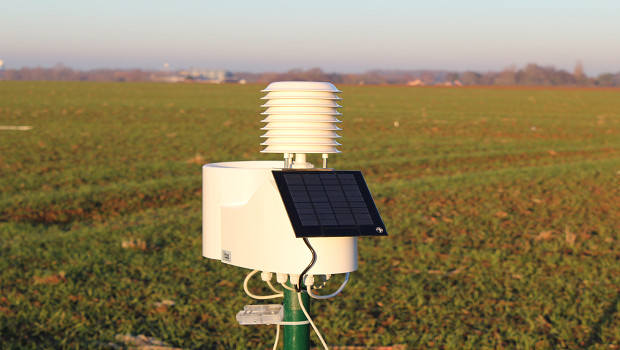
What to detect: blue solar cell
<box><xmin>301</xmin><ymin>220</ymin><xmax>320</xmax><ymax>226</ymax></box>
<box><xmin>321</xmin><ymin>180</ymin><xmax>340</xmax><ymax>185</ymax></box>
<box><xmin>290</xmin><ymin>191</ymin><xmax>308</xmax><ymax>197</ymax></box>
<box><xmin>284</xmin><ymin>174</ymin><xmax>303</xmax><ymax>183</ymax></box>
<box><xmin>309</xmin><ymin>191</ymin><xmax>327</xmax><ymax>197</ymax></box>
<box><xmin>312</xmin><ymin>203</ymin><xmax>331</xmax><ymax>208</ymax></box>
<box><xmin>325</xmin><ymin>190</ymin><xmax>344</xmax><ymax>196</ymax></box>
<box><xmin>302</xmin><ymin>174</ymin><xmax>321</xmax><ymax>183</ymax></box>
<box><xmin>317</xmin><ymin>214</ymin><xmax>336</xmax><ymax>220</ymax></box>
<box><xmin>335</xmin><ymin>214</ymin><xmax>354</xmax><ymax>221</ymax></box>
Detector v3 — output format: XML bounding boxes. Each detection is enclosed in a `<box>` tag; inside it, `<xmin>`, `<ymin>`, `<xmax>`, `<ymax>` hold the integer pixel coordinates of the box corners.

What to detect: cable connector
<box><xmin>276</xmin><ymin>273</ymin><xmax>288</xmax><ymax>284</ymax></box>
<box><xmin>289</xmin><ymin>274</ymin><xmax>300</xmax><ymax>287</ymax></box>
<box><xmin>261</xmin><ymin>271</ymin><xmax>273</xmax><ymax>282</ymax></box>
<box><xmin>304</xmin><ymin>274</ymin><xmax>315</xmax><ymax>287</ymax></box>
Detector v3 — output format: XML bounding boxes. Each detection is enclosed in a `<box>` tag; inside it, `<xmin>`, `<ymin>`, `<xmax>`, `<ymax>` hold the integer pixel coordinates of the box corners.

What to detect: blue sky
<box><xmin>1</xmin><ymin>0</ymin><xmax>619</xmax><ymax>75</ymax></box>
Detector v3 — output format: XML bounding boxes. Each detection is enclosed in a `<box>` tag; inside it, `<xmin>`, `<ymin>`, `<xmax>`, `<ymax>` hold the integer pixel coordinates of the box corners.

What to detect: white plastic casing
<box><xmin>260</xmin><ymin>81</ymin><xmax>343</xmax><ymax>155</ymax></box>
<box><xmin>202</xmin><ymin>161</ymin><xmax>358</xmax><ymax>275</ymax></box>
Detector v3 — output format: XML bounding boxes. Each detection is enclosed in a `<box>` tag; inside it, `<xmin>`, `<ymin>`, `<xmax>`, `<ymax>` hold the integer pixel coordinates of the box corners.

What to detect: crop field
<box><xmin>1</xmin><ymin>81</ymin><xmax>620</xmax><ymax>349</ymax></box>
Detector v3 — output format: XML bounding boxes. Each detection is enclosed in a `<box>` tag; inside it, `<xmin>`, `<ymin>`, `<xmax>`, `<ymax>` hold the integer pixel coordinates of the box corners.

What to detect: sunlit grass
<box><xmin>1</xmin><ymin>82</ymin><xmax>619</xmax><ymax>349</ymax></box>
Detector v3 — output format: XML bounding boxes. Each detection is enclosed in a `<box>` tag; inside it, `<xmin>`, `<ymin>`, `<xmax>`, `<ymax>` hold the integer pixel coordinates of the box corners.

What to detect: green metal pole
<box><xmin>283</xmin><ymin>281</ymin><xmax>310</xmax><ymax>350</ymax></box>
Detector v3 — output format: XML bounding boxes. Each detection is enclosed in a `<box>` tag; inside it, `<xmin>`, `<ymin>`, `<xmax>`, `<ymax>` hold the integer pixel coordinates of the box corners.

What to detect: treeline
<box><xmin>2</xmin><ymin>64</ymin><xmax>620</xmax><ymax>87</ymax></box>
<box><xmin>458</xmin><ymin>63</ymin><xmax>620</xmax><ymax>87</ymax></box>
<box><xmin>0</xmin><ymin>64</ymin><xmax>151</xmax><ymax>82</ymax></box>
<box><xmin>235</xmin><ymin>68</ymin><xmax>451</xmax><ymax>86</ymax></box>
<box><xmin>237</xmin><ymin>65</ymin><xmax>620</xmax><ymax>87</ymax></box>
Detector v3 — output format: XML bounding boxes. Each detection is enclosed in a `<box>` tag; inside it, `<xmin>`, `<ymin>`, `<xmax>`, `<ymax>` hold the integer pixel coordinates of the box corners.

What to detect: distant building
<box><xmin>152</xmin><ymin>66</ymin><xmax>240</xmax><ymax>83</ymax></box>
<box><xmin>184</xmin><ymin>69</ymin><xmax>238</xmax><ymax>83</ymax></box>
<box><xmin>150</xmin><ymin>74</ymin><xmax>185</xmax><ymax>83</ymax></box>
<box><xmin>0</xmin><ymin>60</ymin><xmax>4</xmax><ymax>71</ymax></box>
<box><xmin>407</xmin><ymin>79</ymin><xmax>424</xmax><ymax>86</ymax></box>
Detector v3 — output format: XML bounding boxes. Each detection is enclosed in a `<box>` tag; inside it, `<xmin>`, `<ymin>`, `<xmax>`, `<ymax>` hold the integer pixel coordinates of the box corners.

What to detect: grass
<box><xmin>1</xmin><ymin>81</ymin><xmax>619</xmax><ymax>349</ymax></box>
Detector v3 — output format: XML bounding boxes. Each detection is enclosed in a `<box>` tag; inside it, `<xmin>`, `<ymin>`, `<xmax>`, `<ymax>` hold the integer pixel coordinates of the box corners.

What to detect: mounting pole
<box><xmin>283</xmin><ymin>281</ymin><xmax>310</xmax><ymax>350</ymax></box>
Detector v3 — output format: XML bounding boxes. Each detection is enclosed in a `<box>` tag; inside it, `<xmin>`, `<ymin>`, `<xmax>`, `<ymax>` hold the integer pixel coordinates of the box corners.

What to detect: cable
<box><xmin>298</xmin><ymin>292</ymin><xmax>329</xmax><ymax>350</ymax></box>
<box><xmin>280</xmin><ymin>283</ymin><xmax>297</xmax><ymax>292</ymax></box>
<box><xmin>243</xmin><ymin>270</ymin><xmax>283</xmax><ymax>300</ymax></box>
<box><xmin>267</xmin><ymin>280</ymin><xmax>282</xmax><ymax>293</ymax></box>
<box><xmin>306</xmin><ymin>273</ymin><xmax>350</xmax><ymax>299</ymax></box>
<box><xmin>297</xmin><ymin>238</ymin><xmax>317</xmax><ymax>292</ymax></box>
<box><xmin>273</xmin><ymin>324</ymin><xmax>280</xmax><ymax>350</ymax></box>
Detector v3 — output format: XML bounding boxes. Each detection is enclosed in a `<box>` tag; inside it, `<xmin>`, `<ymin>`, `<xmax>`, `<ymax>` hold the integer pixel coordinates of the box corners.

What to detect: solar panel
<box><xmin>272</xmin><ymin>170</ymin><xmax>388</xmax><ymax>238</ymax></box>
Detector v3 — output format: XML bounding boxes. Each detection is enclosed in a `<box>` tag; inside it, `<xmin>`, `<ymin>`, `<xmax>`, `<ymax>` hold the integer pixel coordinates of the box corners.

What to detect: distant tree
<box><xmin>596</xmin><ymin>73</ymin><xmax>620</xmax><ymax>87</ymax></box>
<box><xmin>445</xmin><ymin>72</ymin><xmax>459</xmax><ymax>83</ymax></box>
<box><xmin>597</xmin><ymin>73</ymin><xmax>614</xmax><ymax>86</ymax></box>
<box><xmin>494</xmin><ymin>65</ymin><xmax>517</xmax><ymax>85</ymax></box>
<box><xmin>460</xmin><ymin>71</ymin><xmax>484</xmax><ymax>85</ymax></box>
<box><xmin>511</xmin><ymin>64</ymin><xmax>578</xmax><ymax>86</ymax></box>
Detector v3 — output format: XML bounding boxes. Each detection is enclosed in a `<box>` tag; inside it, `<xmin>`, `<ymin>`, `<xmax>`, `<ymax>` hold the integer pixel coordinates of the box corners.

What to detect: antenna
<box><xmin>202</xmin><ymin>82</ymin><xmax>387</xmax><ymax>350</ymax></box>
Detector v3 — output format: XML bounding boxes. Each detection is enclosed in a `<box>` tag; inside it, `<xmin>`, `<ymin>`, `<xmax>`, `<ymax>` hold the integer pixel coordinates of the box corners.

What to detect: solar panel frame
<box><xmin>272</xmin><ymin>170</ymin><xmax>388</xmax><ymax>238</ymax></box>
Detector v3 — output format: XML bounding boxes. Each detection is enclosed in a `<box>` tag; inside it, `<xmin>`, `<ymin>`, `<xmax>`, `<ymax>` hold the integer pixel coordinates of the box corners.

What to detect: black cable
<box><xmin>297</xmin><ymin>237</ymin><xmax>317</xmax><ymax>292</ymax></box>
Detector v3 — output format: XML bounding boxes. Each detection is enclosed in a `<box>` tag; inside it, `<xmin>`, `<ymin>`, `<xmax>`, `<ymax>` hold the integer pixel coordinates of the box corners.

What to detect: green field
<box><xmin>1</xmin><ymin>81</ymin><xmax>619</xmax><ymax>349</ymax></box>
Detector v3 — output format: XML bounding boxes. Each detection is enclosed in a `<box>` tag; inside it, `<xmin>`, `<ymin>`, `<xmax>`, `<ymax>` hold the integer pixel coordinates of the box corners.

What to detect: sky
<box><xmin>1</xmin><ymin>0</ymin><xmax>619</xmax><ymax>75</ymax></box>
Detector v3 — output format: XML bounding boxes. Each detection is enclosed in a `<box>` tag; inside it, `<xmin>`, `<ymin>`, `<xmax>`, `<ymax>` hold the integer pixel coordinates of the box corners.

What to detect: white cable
<box><xmin>273</xmin><ymin>324</ymin><xmax>280</xmax><ymax>350</ymax></box>
<box><xmin>243</xmin><ymin>270</ymin><xmax>283</xmax><ymax>300</ymax></box>
<box><xmin>267</xmin><ymin>280</ymin><xmax>283</xmax><ymax>293</ymax></box>
<box><xmin>298</xmin><ymin>292</ymin><xmax>329</xmax><ymax>350</ymax></box>
<box><xmin>306</xmin><ymin>273</ymin><xmax>350</xmax><ymax>299</ymax></box>
<box><xmin>279</xmin><ymin>283</ymin><xmax>297</xmax><ymax>292</ymax></box>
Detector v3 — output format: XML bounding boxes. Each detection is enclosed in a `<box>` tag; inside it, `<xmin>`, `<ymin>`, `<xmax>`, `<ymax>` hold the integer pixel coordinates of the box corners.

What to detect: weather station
<box><xmin>202</xmin><ymin>82</ymin><xmax>388</xmax><ymax>350</ymax></box>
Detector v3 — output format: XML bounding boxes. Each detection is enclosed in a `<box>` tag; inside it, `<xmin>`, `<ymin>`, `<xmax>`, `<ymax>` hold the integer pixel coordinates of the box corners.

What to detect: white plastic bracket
<box><xmin>236</xmin><ymin>304</ymin><xmax>283</xmax><ymax>325</ymax></box>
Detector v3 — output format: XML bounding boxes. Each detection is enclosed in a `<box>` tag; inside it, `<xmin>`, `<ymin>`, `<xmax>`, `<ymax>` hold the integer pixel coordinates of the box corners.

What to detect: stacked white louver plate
<box><xmin>260</xmin><ymin>81</ymin><xmax>342</xmax><ymax>155</ymax></box>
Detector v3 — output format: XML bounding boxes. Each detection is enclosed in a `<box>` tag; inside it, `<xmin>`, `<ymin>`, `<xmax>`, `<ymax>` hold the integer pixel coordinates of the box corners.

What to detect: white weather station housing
<box><xmin>202</xmin><ymin>82</ymin><xmax>388</xmax><ymax>350</ymax></box>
